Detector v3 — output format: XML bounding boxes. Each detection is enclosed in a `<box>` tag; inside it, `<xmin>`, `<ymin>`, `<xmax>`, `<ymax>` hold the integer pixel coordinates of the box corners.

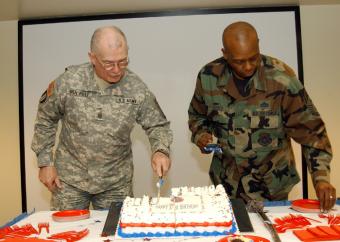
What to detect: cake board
<box><xmin>230</xmin><ymin>198</ymin><xmax>254</xmax><ymax>232</ymax></box>
<box><xmin>101</xmin><ymin>201</ymin><xmax>122</xmax><ymax>237</ymax></box>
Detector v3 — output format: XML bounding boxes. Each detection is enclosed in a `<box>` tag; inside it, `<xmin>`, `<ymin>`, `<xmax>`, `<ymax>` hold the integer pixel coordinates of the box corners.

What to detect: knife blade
<box><xmin>240</xmin><ymin>193</ymin><xmax>282</xmax><ymax>242</ymax></box>
<box><xmin>257</xmin><ymin>208</ymin><xmax>282</xmax><ymax>242</ymax></box>
<box><xmin>156</xmin><ymin>176</ymin><xmax>164</xmax><ymax>204</ymax></box>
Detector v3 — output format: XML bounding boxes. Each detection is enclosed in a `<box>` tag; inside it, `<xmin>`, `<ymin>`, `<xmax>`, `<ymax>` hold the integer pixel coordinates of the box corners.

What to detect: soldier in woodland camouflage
<box><xmin>188</xmin><ymin>21</ymin><xmax>336</xmax><ymax>211</ymax></box>
<box><xmin>32</xmin><ymin>26</ymin><xmax>172</xmax><ymax>210</ymax></box>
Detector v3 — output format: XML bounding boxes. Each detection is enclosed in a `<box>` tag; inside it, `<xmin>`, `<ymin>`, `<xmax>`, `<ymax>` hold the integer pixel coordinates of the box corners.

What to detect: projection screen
<box><xmin>19</xmin><ymin>6</ymin><xmax>304</xmax><ymax>212</ymax></box>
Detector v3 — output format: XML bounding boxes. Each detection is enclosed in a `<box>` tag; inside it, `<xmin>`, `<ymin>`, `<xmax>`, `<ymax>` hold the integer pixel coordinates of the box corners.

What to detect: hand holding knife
<box><xmin>151</xmin><ymin>150</ymin><xmax>170</xmax><ymax>204</ymax></box>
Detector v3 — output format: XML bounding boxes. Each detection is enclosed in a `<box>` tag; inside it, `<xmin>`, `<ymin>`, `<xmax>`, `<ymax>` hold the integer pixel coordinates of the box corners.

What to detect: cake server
<box><xmin>156</xmin><ymin>176</ymin><xmax>164</xmax><ymax>203</ymax></box>
<box><xmin>203</xmin><ymin>143</ymin><xmax>222</xmax><ymax>154</ymax></box>
<box><xmin>240</xmin><ymin>193</ymin><xmax>282</xmax><ymax>242</ymax></box>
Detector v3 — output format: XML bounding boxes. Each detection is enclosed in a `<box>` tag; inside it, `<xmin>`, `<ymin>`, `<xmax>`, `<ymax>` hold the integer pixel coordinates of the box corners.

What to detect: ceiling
<box><xmin>1</xmin><ymin>0</ymin><xmax>340</xmax><ymax>21</ymax></box>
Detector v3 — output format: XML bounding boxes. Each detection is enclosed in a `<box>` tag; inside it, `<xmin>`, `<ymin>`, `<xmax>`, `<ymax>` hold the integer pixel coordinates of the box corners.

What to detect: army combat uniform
<box><xmin>32</xmin><ymin>63</ymin><xmax>172</xmax><ymax>209</ymax></box>
<box><xmin>188</xmin><ymin>55</ymin><xmax>332</xmax><ymax>201</ymax></box>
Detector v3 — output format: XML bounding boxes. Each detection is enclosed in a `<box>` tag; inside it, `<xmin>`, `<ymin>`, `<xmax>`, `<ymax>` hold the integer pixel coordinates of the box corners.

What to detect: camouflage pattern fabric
<box><xmin>32</xmin><ymin>63</ymin><xmax>172</xmax><ymax>202</ymax></box>
<box><xmin>50</xmin><ymin>180</ymin><xmax>126</xmax><ymax>210</ymax></box>
<box><xmin>188</xmin><ymin>55</ymin><xmax>332</xmax><ymax>201</ymax></box>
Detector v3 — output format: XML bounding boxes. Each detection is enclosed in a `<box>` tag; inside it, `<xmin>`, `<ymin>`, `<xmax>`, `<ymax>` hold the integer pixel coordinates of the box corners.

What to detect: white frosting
<box><xmin>119</xmin><ymin>185</ymin><xmax>235</xmax><ymax>236</ymax></box>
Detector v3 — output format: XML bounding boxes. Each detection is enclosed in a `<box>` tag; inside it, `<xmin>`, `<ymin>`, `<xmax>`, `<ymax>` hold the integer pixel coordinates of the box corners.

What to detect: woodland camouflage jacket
<box><xmin>188</xmin><ymin>55</ymin><xmax>332</xmax><ymax>200</ymax></box>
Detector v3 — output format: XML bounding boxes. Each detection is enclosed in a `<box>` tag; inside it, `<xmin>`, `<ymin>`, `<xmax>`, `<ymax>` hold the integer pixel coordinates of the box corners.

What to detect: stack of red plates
<box><xmin>291</xmin><ymin>199</ymin><xmax>320</xmax><ymax>213</ymax></box>
<box><xmin>293</xmin><ymin>225</ymin><xmax>340</xmax><ymax>241</ymax></box>
<box><xmin>51</xmin><ymin>209</ymin><xmax>90</xmax><ymax>222</ymax></box>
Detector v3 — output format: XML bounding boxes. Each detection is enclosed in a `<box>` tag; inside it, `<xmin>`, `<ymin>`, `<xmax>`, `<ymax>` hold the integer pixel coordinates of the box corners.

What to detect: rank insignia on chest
<box><xmin>258</xmin><ymin>132</ymin><xmax>272</xmax><ymax>146</ymax></box>
<box><xmin>259</xmin><ymin>101</ymin><xmax>270</xmax><ymax>109</ymax></box>
<box><xmin>96</xmin><ymin>108</ymin><xmax>103</xmax><ymax>121</ymax></box>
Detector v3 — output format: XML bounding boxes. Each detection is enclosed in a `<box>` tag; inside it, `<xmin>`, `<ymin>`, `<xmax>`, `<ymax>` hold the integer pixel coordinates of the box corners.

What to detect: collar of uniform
<box><xmin>84</xmin><ymin>63</ymin><xmax>101</xmax><ymax>92</ymax></box>
<box><xmin>216</xmin><ymin>55</ymin><xmax>268</xmax><ymax>94</ymax></box>
<box><xmin>93</xmin><ymin>69</ymin><xmax>129</xmax><ymax>92</ymax></box>
<box><xmin>253</xmin><ymin>55</ymin><xmax>267</xmax><ymax>92</ymax></box>
<box><xmin>94</xmin><ymin>71</ymin><xmax>114</xmax><ymax>91</ymax></box>
<box><xmin>215</xmin><ymin>57</ymin><xmax>230</xmax><ymax>88</ymax></box>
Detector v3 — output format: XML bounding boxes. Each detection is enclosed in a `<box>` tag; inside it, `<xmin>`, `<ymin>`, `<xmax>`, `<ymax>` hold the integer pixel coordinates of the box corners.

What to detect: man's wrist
<box><xmin>37</xmin><ymin>151</ymin><xmax>54</xmax><ymax>168</ymax></box>
<box><xmin>155</xmin><ymin>149</ymin><xmax>170</xmax><ymax>157</ymax></box>
<box><xmin>312</xmin><ymin>173</ymin><xmax>330</xmax><ymax>188</ymax></box>
<box><xmin>38</xmin><ymin>162</ymin><xmax>54</xmax><ymax>168</ymax></box>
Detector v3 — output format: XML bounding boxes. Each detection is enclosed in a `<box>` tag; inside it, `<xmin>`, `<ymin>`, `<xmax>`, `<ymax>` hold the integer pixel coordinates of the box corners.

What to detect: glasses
<box><xmin>95</xmin><ymin>55</ymin><xmax>129</xmax><ymax>71</ymax></box>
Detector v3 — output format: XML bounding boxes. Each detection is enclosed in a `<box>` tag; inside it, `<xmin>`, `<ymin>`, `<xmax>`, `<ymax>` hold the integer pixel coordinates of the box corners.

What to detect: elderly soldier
<box><xmin>188</xmin><ymin>21</ymin><xmax>336</xmax><ymax>211</ymax></box>
<box><xmin>32</xmin><ymin>26</ymin><xmax>172</xmax><ymax>210</ymax></box>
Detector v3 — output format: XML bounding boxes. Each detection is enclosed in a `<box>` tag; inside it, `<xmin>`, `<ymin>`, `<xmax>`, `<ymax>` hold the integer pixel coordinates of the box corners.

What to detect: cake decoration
<box><xmin>117</xmin><ymin>184</ymin><xmax>238</xmax><ymax>238</ymax></box>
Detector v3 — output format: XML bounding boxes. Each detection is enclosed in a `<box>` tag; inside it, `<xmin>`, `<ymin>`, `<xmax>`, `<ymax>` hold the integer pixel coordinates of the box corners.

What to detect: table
<box><xmin>5</xmin><ymin>204</ymin><xmax>340</xmax><ymax>241</ymax></box>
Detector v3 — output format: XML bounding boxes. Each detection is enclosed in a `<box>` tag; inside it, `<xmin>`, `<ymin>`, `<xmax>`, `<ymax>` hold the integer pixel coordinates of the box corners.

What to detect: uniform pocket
<box><xmin>250</xmin><ymin>115</ymin><xmax>281</xmax><ymax>151</ymax></box>
<box><xmin>261</xmin><ymin>162</ymin><xmax>300</xmax><ymax>197</ymax></box>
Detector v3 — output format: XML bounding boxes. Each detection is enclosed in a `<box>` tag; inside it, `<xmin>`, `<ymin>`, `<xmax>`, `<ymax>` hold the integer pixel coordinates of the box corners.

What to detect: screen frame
<box><xmin>18</xmin><ymin>5</ymin><xmax>306</xmax><ymax>212</ymax></box>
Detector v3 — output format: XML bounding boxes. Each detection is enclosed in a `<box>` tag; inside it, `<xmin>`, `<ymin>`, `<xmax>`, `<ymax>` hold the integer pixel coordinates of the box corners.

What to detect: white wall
<box><xmin>300</xmin><ymin>4</ymin><xmax>340</xmax><ymax>199</ymax></box>
<box><xmin>0</xmin><ymin>20</ymin><xmax>21</xmax><ymax>225</ymax></box>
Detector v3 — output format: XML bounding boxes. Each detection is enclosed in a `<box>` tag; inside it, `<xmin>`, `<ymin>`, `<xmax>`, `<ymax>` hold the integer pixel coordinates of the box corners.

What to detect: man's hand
<box><xmin>197</xmin><ymin>133</ymin><xmax>213</xmax><ymax>153</ymax></box>
<box><xmin>151</xmin><ymin>151</ymin><xmax>171</xmax><ymax>177</ymax></box>
<box><xmin>315</xmin><ymin>181</ymin><xmax>336</xmax><ymax>212</ymax></box>
<box><xmin>39</xmin><ymin>166</ymin><xmax>62</xmax><ymax>192</ymax></box>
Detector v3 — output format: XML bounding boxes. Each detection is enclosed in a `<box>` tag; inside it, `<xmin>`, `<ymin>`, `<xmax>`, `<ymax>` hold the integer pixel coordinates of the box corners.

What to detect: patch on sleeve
<box><xmin>47</xmin><ymin>80</ymin><xmax>55</xmax><ymax>97</ymax></box>
<box><xmin>39</xmin><ymin>80</ymin><xmax>55</xmax><ymax>104</ymax></box>
<box><xmin>39</xmin><ymin>90</ymin><xmax>47</xmax><ymax>103</ymax></box>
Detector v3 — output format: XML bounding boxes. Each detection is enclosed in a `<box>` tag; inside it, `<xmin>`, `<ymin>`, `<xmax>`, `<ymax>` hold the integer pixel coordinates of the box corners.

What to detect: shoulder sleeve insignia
<box><xmin>47</xmin><ymin>80</ymin><xmax>55</xmax><ymax>97</ymax></box>
<box><xmin>259</xmin><ymin>101</ymin><xmax>270</xmax><ymax>109</ymax></box>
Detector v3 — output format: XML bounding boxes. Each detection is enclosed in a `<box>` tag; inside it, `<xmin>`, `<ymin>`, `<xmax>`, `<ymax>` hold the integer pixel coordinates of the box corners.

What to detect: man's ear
<box><xmin>221</xmin><ymin>48</ymin><xmax>228</xmax><ymax>60</ymax></box>
<box><xmin>88</xmin><ymin>52</ymin><xmax>95</xmax><ymax>65</ymax></box>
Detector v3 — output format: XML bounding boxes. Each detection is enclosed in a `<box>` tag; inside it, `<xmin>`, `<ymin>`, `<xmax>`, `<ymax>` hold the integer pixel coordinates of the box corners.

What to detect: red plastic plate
<box><xmin>218</xmin><ymin>235</ymin><xmax>270</xmax><ymax>242</ymax></box>
<box><xmin>52</xmin><ymin>209</ymin><xmax>90</xmax><ymax>222</ymax></box>
<box><xmin>291</xmin><ymin>199</ymin><xmax>320</xmax><ymax>213</ymax></box>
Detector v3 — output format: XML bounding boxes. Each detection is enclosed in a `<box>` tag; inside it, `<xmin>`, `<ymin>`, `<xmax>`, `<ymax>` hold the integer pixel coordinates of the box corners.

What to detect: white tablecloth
<box><xmin>11</xmin><ymin>204</ymin><xmax>340</xmax><ymax>242</ymax></box>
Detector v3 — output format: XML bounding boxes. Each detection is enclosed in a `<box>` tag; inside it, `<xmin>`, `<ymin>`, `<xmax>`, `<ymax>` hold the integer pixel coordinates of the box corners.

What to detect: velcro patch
<box><xmin>39</xmin><ymin>90</ymin><xmax>47</xmax><ymax>103</ymax></box>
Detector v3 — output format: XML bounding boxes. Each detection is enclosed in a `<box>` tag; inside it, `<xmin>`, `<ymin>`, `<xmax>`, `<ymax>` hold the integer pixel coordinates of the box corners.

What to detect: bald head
<box><xmin>221</xmin><ymin>22</ymin><xmax>260</xmax><ymax>80</ymax></box>
<box><xmin>222</xmin><ymin>21</ymin><xmax>259</xmax><ymax>51</ymax></box>
<box><xmin>90</xmin><ymin>26</ymin><xmax>128</xmax><ymax>55</ymax></box>
<box><xmin>89</xmin><ymin>26</ymin><xmax>129</xmax><ymax>84</ymax></box>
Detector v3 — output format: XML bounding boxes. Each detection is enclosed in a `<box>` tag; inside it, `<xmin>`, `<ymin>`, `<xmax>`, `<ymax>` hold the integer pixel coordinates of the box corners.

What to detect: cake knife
<box><xmin>156</xmin><ymin>176</ymin><xmax>164</xmax><ymax>203</ymax></box>
<box><xmin>240</xmin><ymin>193</ymin><xmax>282</xmax><ymax>242</ymax></box>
